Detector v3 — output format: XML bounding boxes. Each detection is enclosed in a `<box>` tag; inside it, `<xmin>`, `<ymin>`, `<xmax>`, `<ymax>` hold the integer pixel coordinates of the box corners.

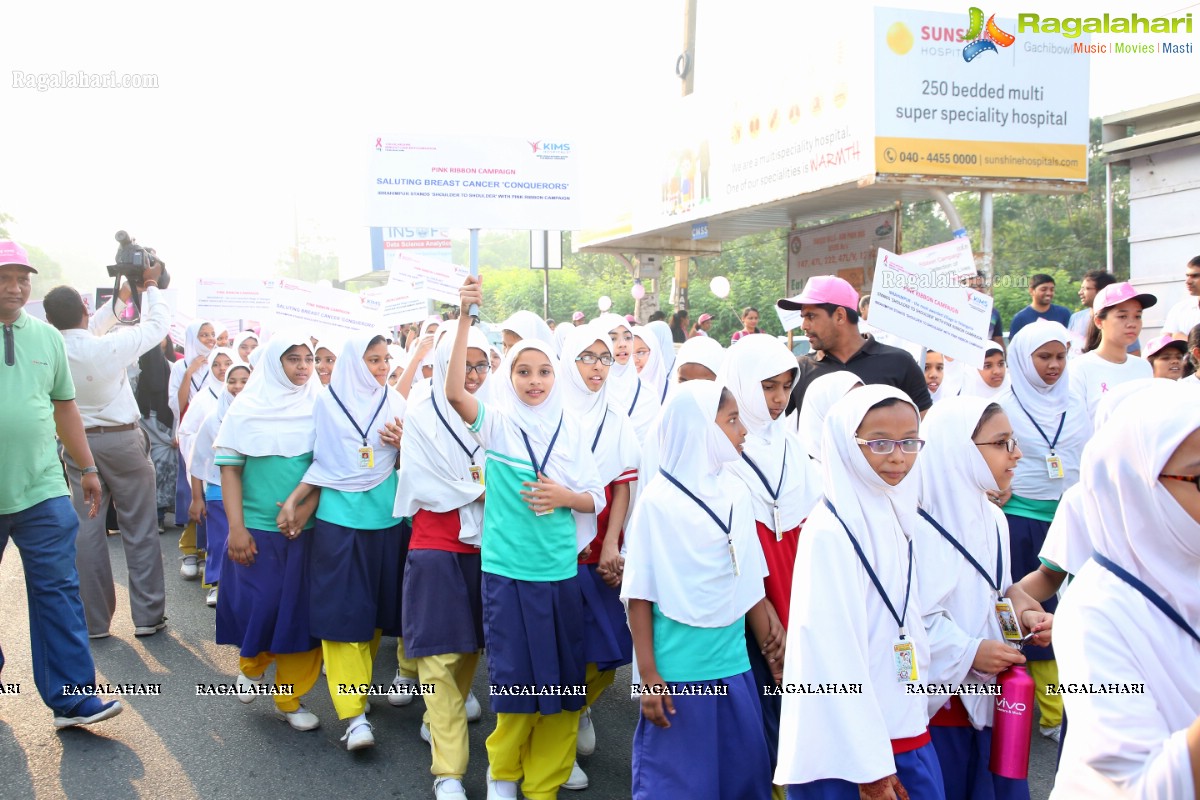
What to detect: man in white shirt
<box><xmin>1160</xmin><ymin>255</ymin><xmax>1200</xmax><ymax>337</ymax></box>
<box><xmin>43</xmin><ymin>271</ymin><xmax>171</xmax><ymax>639</ymax></box>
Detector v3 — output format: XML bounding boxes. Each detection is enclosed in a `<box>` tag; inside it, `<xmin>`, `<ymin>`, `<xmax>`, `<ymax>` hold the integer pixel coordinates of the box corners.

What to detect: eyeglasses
<box><xmin>465</xmin><ymin>363</ymin><xmax>491</xmax><ymax>375</ymax></box>
<box><xmin>634</xmin><ymin>349</ymin><xmax>651</xmax><ymax>358</ymax></box>
<box><xmin>855</xmin><ymin>437</ymin><xmax>925</xmax><ymax>455</ymax></box>
<box><xmin>1161</xmin><ymin>474</ymin><xmax>1200</xmax><ymax>492</ymax></box>
<box><xmin>575</xmin><ymin>353</ymin><xmax>615</xmax><ymax>366</ymax></box>
<box><xmin>975</xmin><ymin>437</ymin><xmax>1019</xmax><ymax>454</ymax></box>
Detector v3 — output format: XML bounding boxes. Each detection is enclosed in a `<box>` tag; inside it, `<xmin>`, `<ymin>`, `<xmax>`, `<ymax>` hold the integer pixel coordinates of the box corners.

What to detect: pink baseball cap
<box><xmin>1093</xmin><ymin>281</ymin><xmax>1156</xmax><ymax>314</ymax></box>
<box><xmin>0</xmin><ymin>240</ymin><xmax>36</xmax><ymax>273</ymax></box>
<box><xmin>1144</xmin><ymin>333</ymin><xmax>1187</xmax><ymax>360</ymax></box>
<box><xmin>697</xmin><ymin>313</ymin><xmax>714</xmax><ymax>325</ymax></box>
<box><xmin>625</xmin><ymin>314</ymin><xmax>637</xmax><ymax>324</ymax></box>
<box><xmin>777</xmin><ymin>275</ymin><xmax>858</xmax><ymax>311</ymax></box>
<box><xmin>571</xmin><ymin>311</ymin><xmax>584</xmax><ymax>321</ymax></box>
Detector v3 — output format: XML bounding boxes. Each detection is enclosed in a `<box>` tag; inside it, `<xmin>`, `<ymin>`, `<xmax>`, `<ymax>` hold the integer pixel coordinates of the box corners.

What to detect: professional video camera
<box><xmin>106</xmin><ymin>230</ymin><xmax>170</xmax><ymax>314</ymax></box>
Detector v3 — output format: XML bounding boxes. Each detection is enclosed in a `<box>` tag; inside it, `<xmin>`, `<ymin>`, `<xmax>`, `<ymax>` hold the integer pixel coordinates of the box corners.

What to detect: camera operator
<box><xmin>42</xmin><ymin>258</ymin><xmax>171</xmax><ymax>640</ymax></box>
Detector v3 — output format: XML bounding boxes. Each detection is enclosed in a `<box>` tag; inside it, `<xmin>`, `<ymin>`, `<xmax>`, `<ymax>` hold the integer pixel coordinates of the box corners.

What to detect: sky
<box><xmin>1</xmin><ymin>0</ymin><xmax>1197</xmax><ymax>306</ymax></box>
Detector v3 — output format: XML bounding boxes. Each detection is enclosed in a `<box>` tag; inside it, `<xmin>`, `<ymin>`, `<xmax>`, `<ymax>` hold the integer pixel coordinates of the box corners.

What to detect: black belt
<box><xmin>84</xmin><ymin>422</ymin><xmax>138</xmax><ymax>434</ymax></box>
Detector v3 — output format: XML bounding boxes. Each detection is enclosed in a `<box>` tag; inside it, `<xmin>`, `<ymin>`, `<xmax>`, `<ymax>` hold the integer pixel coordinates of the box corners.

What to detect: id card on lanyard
<box><xmin>521</xmin><ymin>416</ymin><xmax>563</xmax><ymax>517</ymax></box>
<box><xmin>741</xmin><ymin>451</ymin><xmax>787</xmax><ymax>541</ymax></box>
<box><xmin>918</xmin><ymin>510</ymin><xmax>1015</xmax><ymax>638</ymax></box>
<box><xmin>1013</xmin><ymin>391</ymin><xmax>1066</xmax><ymax>480</ymax></box>
<box><xmin>329</xmin><ymin>387</ymin><xmax>388</xmax><ymax>469</ymax></box>
<box><xmin>660</xmin><ymin>469</ymin><xmax>739</xmax><ymax>576</ymax></box>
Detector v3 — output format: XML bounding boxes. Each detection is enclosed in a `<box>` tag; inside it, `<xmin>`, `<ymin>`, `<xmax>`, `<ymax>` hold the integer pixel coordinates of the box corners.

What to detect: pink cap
<box><xmin>1144</xmin><ymin>333</ymin><xmax>1187</xmax><ymax>359</ymax></box>
<box><xmin>0</xmin><ymin>240</ymin><xmax>36</xmax><ymax>273</ymax></box>
<box><xmin>1093</xmin><ymin>281</ymin><xmax>1157</xmax><ymax>314</ymax></box>
<box><xmin>625</xmin><ymin>314</ymin><xmax>637</xmax><ymax>324</ymax></box>
<box><xmin>697</xmin><ymin>313</ymin><xmax>713</xmax><ymax>325</ymax></box>
<box><xmin>571</xmin><ymin>311</ymin><xmax>584</xmax><ymax>321</ymax></box>
<box><xmin>777</xmin><ymin>275</ymin><xmax>858</xmax><ymax>311</ymax></box>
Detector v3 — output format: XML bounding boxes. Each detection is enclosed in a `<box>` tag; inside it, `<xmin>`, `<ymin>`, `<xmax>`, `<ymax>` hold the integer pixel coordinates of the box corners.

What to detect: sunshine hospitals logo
<box><xmin>961</xmin><ymin>7</ymin><xmax>1015</xmax><ymax>62</ymax></box>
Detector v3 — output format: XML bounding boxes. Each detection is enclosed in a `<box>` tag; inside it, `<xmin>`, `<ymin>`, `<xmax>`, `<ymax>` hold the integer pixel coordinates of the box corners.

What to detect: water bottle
<box><xmin>990</xmin><ymin>664</ymin><xmax>1035</xmax><ymax>779</ymax></box>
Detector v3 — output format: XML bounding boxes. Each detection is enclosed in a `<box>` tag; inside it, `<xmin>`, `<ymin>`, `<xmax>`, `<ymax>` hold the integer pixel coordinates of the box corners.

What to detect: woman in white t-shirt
<box><xmin>1070</xmin><ymin>281</ymin><xmax>1156</xmax><ymax>425</ymax></box>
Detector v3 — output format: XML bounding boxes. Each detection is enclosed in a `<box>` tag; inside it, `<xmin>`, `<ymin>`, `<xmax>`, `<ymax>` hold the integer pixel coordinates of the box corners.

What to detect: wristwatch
<box><xmin>81</xmin><ymin>466</ymin><xmax>99</xmax><ymax>476</ymax></box>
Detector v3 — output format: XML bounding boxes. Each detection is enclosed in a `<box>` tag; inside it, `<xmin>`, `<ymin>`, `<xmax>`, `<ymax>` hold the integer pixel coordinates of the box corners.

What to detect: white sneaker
<box><xmin>420</xmin><ymin>722</ymin><xmax>431</xmax><ymax>744</ymax></box>
<box><xmin>563</xmin><ymin>760</ymin><xmax>588</xmax><ymax>791</ymax></box>
<box><xmin>576</xmin><ymin>707</ymin><xmax>595</xmax><ymax>756</ymax></box>
<box><xmin>465</xmin><ymin>690</ymin><xmax>483</xmax><ymax>722</ymax></box>
<box><xmin>434</xmin><ymin>777</ymin><xmax>469</xmax><ymax>800</ymax></box>
<box><xmin>341</xmin><ymin>719</ymin><xmax>375</xmax><ymax>751</ymax></box>
<box><xmin>1040</xmin><ymin>724</ymin><xmax>1062</xmax><ymax>743</ymax></box>
<box><xmin>236</xmin><ymin>672</ymin><xmax>263</xmax><ymax>704</ymax></box>
<box><xmin>486</xmin><ymin>769</ymin><xmax>518</xmax><ymax>800</ymax></box>
<box><xmin>180</xmin><ymin>555</ymin><xmax>199</xmax><ymax>580</ymax></box>
<box><xmin>388</xmin><ymin>672</ymin><xmax>418</xmax><ymax>707</ymax></box>
<box><xmin>205</xmin><ymin>587</ymin><xmax>218</xmax><ymax>607</ymax></box>
<box><xmin>274</xmin><ymin>704</ymin><xmax>320</xmax><ymax>731</ymax></box>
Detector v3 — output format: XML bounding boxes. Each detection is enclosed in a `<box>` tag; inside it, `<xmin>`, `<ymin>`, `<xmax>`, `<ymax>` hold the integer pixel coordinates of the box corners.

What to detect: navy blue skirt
<box><xmin>632</xmin><ymin>670</ymin><xmax>771</xmax><ymax>800</ymax></box>
<box><xmin>481</xmin><ymin>572</ymin><xmax>586</xmax><ymax>715</ymax></box>
<box><xmin>787</xmin><ymin>742</ymin><xmax>945</xmax><ymax>800</ymax></box>
<box><xmin>403</xmin><ymin>548</ymin><xmax>483</xmax><ymax>658</ymax></box>
<box><xmin>576</xmin><ymin>563</ymin><xmax>632</xmax><ymax>671</ymax></box>
<box><xmin>174</xmin><ymin>450</ymin><xmax>191</xmax><ymax>523</ymax></box>
<box><xmin>930</xmin><ymin>725</ymin><xmax>1029</xmax><ymax>800</ymax></box>
<box><xmin>1005</xmin><ymin>512</ymin><xmax>1057</xmax><ymax>661</ymax></box>
<box><xmin>308</xmin><ymin>518</ymin><xmax>405</xmax><ymax>642</ymax></box>
<box><xmin>216</xmin><ymin>527</ymin><xmax>318</xmax><ymax>656</ymax></box>
<box><xmin>747</xmin><ymin>619</ymin><xmax>781</xmax><ymax>772</ymax></box>
<box><xmin>204</xmin><ymin>499</ymin><xmax>228</xmax><ymax>585</ymax></box>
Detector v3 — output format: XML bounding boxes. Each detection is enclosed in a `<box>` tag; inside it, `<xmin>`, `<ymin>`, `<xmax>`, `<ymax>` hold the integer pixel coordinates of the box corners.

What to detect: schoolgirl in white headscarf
<box><xmin>560</xmin><ymin>322</ymin><xmax>640</xmax><ymax>781</ymax></box>
<box><xmin>593</xmin><ymin>313</ymin><xmax>661</xmax><ymax>440</ymax></box>
<box><xmin>959</xmin><ymin>340</ymin><xmax>1011</xmax><ymax>400</ymax></box>
<box><xmin>444</xmin><ymin>278</ymin><xmax>605</xmax><ymax>800</ymax></box>
<box><xmin>621</xmin><ymin>380</ymin><xmax>775</xmax><ymax>800</ymax></box>
<box><xmin>169</xmin><ymin>318</ymin><xmax>217</xmax><ymax>419</ymax></box>
<box><xmin>392</xmin><ymin>325</ymin><xmax>491</xmax><ymax>790</ymax></box>
<box><xmin>794</xmin><ymin>371</ymin><xmax>863</xmax><ymax>462</ymax></box>
<box><xmin>998</xmin><ymin>320</ymin><xmax>1089</xmax><ymax>741</ymax></box>
<box><xmin>313</xmin><ymin>334</ymin><xmax>344</xmax><ymax>387</ymax></box>
<box><xmin>212</xmin><ymin>332</ymin><xmax>323</xmax><ymax>733</ymax></box>
<box><xmin>1050</xmin><ymin>382</ymin><xmax>1200</xmax><ymax>799</ymax></box>
<box><xmin>917</xmin><ymin>396</ymin><xmax>1051</xmax><ymax>800</ymax></box>
<box><xmin>498</xmin><ymin>310</ymin><xmax>553</xmax><ymax>353</ymax></box>
<box><xmin>644</xmin><ymin>320</ymin><xmax>676</xmax><ymax>402</ymax></box>
<box><xmin>777</xmin><ymin>385</ymin><xmax>940</xmax><ymax>799</ymax></box>
<box><xmin>232</xmin><ymin>330</ymin><xmax>259</xmax><ymax>364</ymax></box>
<box><xmin>178</xmin><ymin>347</ymin><xmax>240</xmax><ymax>474</ymax></box>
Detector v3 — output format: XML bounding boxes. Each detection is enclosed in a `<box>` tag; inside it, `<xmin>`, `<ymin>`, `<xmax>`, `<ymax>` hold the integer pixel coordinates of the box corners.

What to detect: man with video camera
<box><xmin>42</xmin><ymin>252</ymin><xmax>171</xmax><ymax>641</ymax></box>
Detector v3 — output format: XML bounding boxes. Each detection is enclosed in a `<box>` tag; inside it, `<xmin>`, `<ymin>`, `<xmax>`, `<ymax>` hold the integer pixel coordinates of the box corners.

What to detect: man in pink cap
<box><xmin>690</xmin><ymin>312</ymin><xmax>714</xmax><ymax>338</ymax></box>
<box><xmin>778</xmin><ymin>275</ymin><xmax>932</xmax><ymax>414</ymax></box>
<box><xmin>0</xmin><ymin>240</ymin><xmax>124</xmax><ymax>728</ymax></box>
<box><xmin>571</xmin><ymin>311</ymin><xmax>586</xmax><ymax>327</ymax></box>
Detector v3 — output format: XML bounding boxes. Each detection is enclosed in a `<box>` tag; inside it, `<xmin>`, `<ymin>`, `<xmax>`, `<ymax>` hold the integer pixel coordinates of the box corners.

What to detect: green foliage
<box><xmin>0</xmin><ymin>212</ymin><xmax>11</xmax><ymax>239</ymax></box>
<box><xmin>279</xmin><ymin>239</ymin><xmax>338</xmax><ymax>283</ymax></box>
<box><xmin>24</xmin><ymin>244</ymin><xmax>68</xmax><ymax>300</ymax></box>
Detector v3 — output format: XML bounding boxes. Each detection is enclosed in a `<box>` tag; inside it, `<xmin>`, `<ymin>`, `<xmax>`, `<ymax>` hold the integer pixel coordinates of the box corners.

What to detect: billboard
<box><xmin>787</xmin><ymin>212</ymin><xmax>898</xmax><ymax>295</ymax></box>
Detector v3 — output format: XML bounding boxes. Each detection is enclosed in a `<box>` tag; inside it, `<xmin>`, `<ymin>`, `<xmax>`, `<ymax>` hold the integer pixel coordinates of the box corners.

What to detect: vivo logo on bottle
<box><xmin>996</xmin><ymin>698</ymin><xmax>1027</xmax><ymax>713</ymax></box>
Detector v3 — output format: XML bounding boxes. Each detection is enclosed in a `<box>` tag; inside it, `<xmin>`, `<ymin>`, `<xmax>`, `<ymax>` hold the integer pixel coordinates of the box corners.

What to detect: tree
<box><xmin>279</xmin><ymin>239</ymin><xmax>339</xmax><ymax>284</ymax></box>
<box><xmin>0</xmin><ymin>212</ymin><xmax>11</xmax><ymax>239</ymax></box>
<box><xmin>24</xmin><ymin>244</ymin><xmax>68</xmax><ymax>300</ymax></box>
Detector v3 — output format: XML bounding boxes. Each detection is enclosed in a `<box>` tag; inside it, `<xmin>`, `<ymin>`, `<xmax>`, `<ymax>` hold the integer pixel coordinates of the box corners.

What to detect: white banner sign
<box><xmin>361</xmin><ymin>281</ymin><xmax>429</xmax><ymax>327</ymax></box>
<box><xmin>867</xmin><ymin>249</ymin><xmax>992</xmax><ymax>366</ymax></box>
<box><xmin>388</xmin><ymin>252</ymin><xmax>468</xmax><ymax>306</ymax></box>
<box><xmin>903</xmin><ymin>237</ymin><xmax>977</xmax><ymax>284</ymax></box>
<box><xmin>787</xmin><ymin>212</ymin><xmax>898</xmax><ymax>295</ymax></box>
<box><xmin>270</xmin><ymin>278</ymin><xmax>377</xmax><ymax>337</ymax></box>
<box><xmin>195</xmin><ymin>278</ymin><xmax>277</xmax><ymax>318</ymax></box>
<box><xmin>367</xmin><ymin>134</ymin><xmax>581</xmax><ymax>230</ymax></box>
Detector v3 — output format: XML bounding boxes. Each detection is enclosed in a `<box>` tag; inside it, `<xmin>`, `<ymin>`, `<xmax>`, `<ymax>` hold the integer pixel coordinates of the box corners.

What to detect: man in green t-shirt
<box><xmin>0</xmin><ymin>240</ymin><xmax>123</xmax><ymax>729</ymax></box>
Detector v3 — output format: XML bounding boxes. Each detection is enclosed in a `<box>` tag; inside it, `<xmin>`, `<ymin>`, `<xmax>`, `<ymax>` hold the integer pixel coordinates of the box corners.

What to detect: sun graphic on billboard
<box><xmin>886</xmin><ymin>21</ymin><xmax>914</xmax><ymax>54</ymax></box>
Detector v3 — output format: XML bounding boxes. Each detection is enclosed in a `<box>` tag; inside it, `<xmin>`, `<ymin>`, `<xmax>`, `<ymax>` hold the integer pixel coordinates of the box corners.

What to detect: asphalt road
<box><xmin>0</xmin><ymin>528</ymin><xmax>1060</xmax><ymax>799</ymax></box>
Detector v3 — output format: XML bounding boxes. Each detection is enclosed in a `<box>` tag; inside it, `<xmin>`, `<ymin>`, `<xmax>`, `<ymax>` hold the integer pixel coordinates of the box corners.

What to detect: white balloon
<box><xmin>709</xmin><ymin>276</ymin><xmax>730</xmax><ymax>299</ymax></box>
<box><xmin>631</xmin><ymin>283</ymin><xmax>645</xmax><ymax>300</ymax></box>
<box><xmin>597</xmin><ymin>295</ymin><xmax>613</xmax><ymax>312</ymax></box>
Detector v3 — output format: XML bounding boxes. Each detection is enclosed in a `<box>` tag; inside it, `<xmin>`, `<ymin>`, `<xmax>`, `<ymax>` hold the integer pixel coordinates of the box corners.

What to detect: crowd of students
<box><xmin>82</xmin><ymin>267</ymin><xmax>1200</xmax><ymax>800</ymax></box>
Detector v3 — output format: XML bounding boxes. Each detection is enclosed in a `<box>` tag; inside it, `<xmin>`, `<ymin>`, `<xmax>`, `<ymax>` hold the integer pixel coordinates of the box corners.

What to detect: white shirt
<box><xmin>1161</xmin><ymin>295</ymin><xmax>1200</xmax><ymax>337</ymax></box>
<box><xmin>1069</xmin><ymin>351</ymin><xmax>1153</xmax><ymax>424</ymax></box>
<box><xmin>60</xmin><ymin>287</ymin><xmax>171</xmax><ymax>428</ymax></box>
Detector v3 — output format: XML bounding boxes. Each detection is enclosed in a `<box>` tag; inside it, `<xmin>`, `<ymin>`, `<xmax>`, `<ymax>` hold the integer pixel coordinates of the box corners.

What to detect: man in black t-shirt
<box><xmin>779</xmin><ymin>276</ymin><xmax>932</xmax><ymax>415</ymax></box>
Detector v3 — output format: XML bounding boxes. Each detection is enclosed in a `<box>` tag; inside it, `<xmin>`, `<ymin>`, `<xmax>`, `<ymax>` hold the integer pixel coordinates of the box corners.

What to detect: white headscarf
<box><xmin>796</xmin><ymin>371</ymin><xmax>863</xmax><ymax>462</ymax></box>
<box><xmin>667</xmin><ymin>335</ymin><xmax>727</xmax><ymax>398</ymax></box>
<box><xmin>415</xmin><ymin>316</ymin><xmax>442</xmax><ymax>373</ymax></box>
<box><xmin>214</xmin><ymin>332</ymin><xmax>318</xmax><ymax>458</ymax></box>
<box><xmin>632</xmin><ymin>324</ymin><xmax>666</xmax><ymax>393</ymax></box>
<box><xmin>183</xmin><ymin>318</ymin><xmax>215</xmax><ymax>393</ymax></box>
<box><xmin>189</xmin><ymin>363</ymin><xmax>252</xmax><ymax>487</ymax></box>
<box><xmin>552</xmin><ymin>323</ymin><xmax>572</xmax><ymax>357</ymax></box>
<box><xmin>959</xmin><ymin>340</ymin><xmax>1012</xmax><ymax>400</ymax></box>
<box><xmin>303</xmin><ymin>333</ymin><xmax>406</xmax><ymax>492</ymax></box>
<box><xmin>721</xmin><ymin>334</ymin><xmax>821</xmax><ymax>530</ymax></box>
<box><xmin>394</xmin><ymin>326</ymin><xmax>490</xmax><ymax>544</ymax></box>
<box><xmin>645</xmin><ymin>320</ymin><xmax>676</xmax><ymax>401</ymax></box>
<box><xmin>499</xmin><ymin>310</ymin><xmax>552</xmax><ymax>348</ymax></box>
<box><xmin>231</xmin><ymin>331</ymin><xmax>259</xmax><ymax>359</ymax></box>
<box><xmin>621</xmin><ymin>380</ymin><xmax>767</xmax><ymax>627</ymax></box>
<box><xmin>916</xmin><ymin>396</ymin><xmax>1012</xmax><ymax>728</ymax></box>
<box><xmin>923</xmin><ymin>349</ymin><xmax>966</xmax><ymax>404</ymax></box>
<box><xmin>178</xmin><ymin>346</ymin><xmax>240</xmax><ymax>446</ymax></box>
<box><xmin>594</xmin><ymin>312</ymin><xmax>660</xmax><ymax>437</ymax></box>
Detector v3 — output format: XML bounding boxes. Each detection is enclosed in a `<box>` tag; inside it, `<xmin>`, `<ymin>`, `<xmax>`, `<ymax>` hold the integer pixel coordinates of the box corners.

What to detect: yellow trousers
<box><xmin>487</xmin><ymin>709</ymin><xmax>581</xmax><ymax>800</ymax></box>
<box><xmin>417</xmin><ymin>650</ymin><xmax>481</xmax><ymax>779</ymax></box>
<box><xmin>584</xmin><ymin>662</ymin><xmax>615</xmax><ymax>708</ymax></box>
<box><xmin>396</xmin><ymin>637</ymin><xmax>418</xmax><ymax>680</ymax></box>
<box><xmin>240</xmin><ymin>648</ymin><xmax>323</xmax><ymax>713</ymax></box>
<box><xmin>178</xmin><ymin>521</ymin><xmax>197</xmax><ymax>556</ymax></box>
<box><xmin>1030</xmin><ymin>658</ymin><xmax>1063</xmax><ymax>728</ymax></box>
<box><xmin>323</xmin><ymin>630</ymin><xmax>383</xmax><ymax>719</ymax></box>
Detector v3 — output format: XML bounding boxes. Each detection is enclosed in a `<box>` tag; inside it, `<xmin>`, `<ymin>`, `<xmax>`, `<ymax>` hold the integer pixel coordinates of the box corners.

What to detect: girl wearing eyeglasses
<box><xmin>777</xmin><ymin>385</ymin><xmax>943</xmax><ymax>800</ymax></box>
<box><xmin>594</xmin><ymin>313</ymin><xmax>661</xmax><ymax>440</ymax></box>
<box><xmin>559</xmin><ymin>323</ymin><xmax>641</xmax><ymax>789</ymax></box>
<box><xmin>916</xmin><ymin>396</ymin><xmax>1052</xmax><ymax>800</ymax></box>
<box><xmin>997</xmin><ymin>321</ymin><xmax>1090</xmax><ymax>745</ymax></box>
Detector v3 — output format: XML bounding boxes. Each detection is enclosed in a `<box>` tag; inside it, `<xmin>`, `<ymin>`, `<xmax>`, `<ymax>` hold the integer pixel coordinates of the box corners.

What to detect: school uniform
<box><xmin>917</xmin><ymin>397</ymin><xmax>1028</xmax><ymax>800</ymax></box>
<box><xmin>169</xmin><ymin>321</ymin><xmax>214</xmax><ymax>557</ymax></box>
<box><xmin>213</xmin><ymin>334</ymin><xmax>322</xmax><ymax>717</ymax></box>
<box><xmin>467</xmin><ymin>339</ymin><xmax>606</xmax><ymax>800</ymax></box>
<box><xmin>622</xmin><ymin>380</ymin><xmax>772</xmax><ymax>800</ymax></box>
<box><xmin>638</xmin><ymin>335</ymin><xmax>727</xmax><ymax>482</ymax></box>
<box><xmin>1050</xmin><ymin>383</ymin><xmax>1200</xmax><ymax>798</ymax></box>
<box><xmin>644</xmin><ymin>321</ymin><xmax>676</xmax><ymax>403</ymax></box>
<box><xmin>301</xmin><ymin>333</ymin><xmax>407</xmax><ymax>723</ymax></box>
<box><xmin>959</xmin><ymin>340</ymin><xmax>1011</xmax><ymax>401</ymax></box>
<box><xmin>394</xmin><ymin>326</ymin><xmax>491</xmax><ymax>783</ymax></box>
<box><xmin>777</xmin><ymin>385</ymin><xmax>944</xmax><ymax>800</ymax></box>
<box><xmin>794</xmin><ymin>372</ymin><xmax>863</xmax><ymax>462</ymax></box>
<box><xmin>594</xmin><ymin>314</ymin><xmax>661</xmax><ymax>441</ymax></box>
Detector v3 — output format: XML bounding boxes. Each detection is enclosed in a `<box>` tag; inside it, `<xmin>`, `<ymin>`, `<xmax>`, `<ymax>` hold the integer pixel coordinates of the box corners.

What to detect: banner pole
<box><xmin>469</xmin><ymin>228</ymin><xmax>480</xmax><ymax>320</ymax></box>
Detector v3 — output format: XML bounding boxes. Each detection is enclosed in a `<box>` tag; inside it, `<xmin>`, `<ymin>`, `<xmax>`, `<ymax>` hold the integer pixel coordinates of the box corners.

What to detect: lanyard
<box><xmin>328</xmin><ymin>387</ymin><xmax>388</xmax><ymax>447</ymax></box>
<box><xmin>431</xmin><ymin>396</ymin><xmax>479</xmax><ymax>461</ymax></box>
<box><xmin>1093</xmin><ymin>551</ymin><xmax>1200</xmax><ymax>646</ymax></box>
<box><xmin>590</xmin><ymin>410</ymin><xmax>607</xmax><ymax>453</ymax></box>
<box><xmin>207</xmin><ymin>386</ymin><xmax>218</xmax><ymax>400</ymax></box>
<box><xmin>3</xmin><ymin>324</ymin><xmax>13</xmax><ymax>367</ymax></box>
<box><xmin>520</xmin><ymin>415</ymin><xmax>563</xmax><ymax>476</ymax></box>
<box><xmin>918</xmin><ymin>509</ymin><xmax>1002</xmax><ymax>594</ymax></box>
<box><xmin>659</xmin><ymin>469</ymin><xmax>733</xmax><ymax>536</ymax></box>
<box><xmin>191</xmin><ymin>371</ymin><xmax>207</xmax><ymax>394</ymax></box>
<box><xmin>1012</xmin><ymin>391</ymin><xmax>1065</xmax><ymax>453</ymax></box>
<box><xmin>824</xmin><ymin>498</ymin><xmax>914</xmax><ymax>637</ymax></box>
<box><xmin>627</xmin><ymin>379</ymin><xmax>642</xmax><ymax>417</ymax></box>
<box><xmin>741</xmin><ymin>452</ymin><xmax>786</xmax><ymax>503</ymax></box>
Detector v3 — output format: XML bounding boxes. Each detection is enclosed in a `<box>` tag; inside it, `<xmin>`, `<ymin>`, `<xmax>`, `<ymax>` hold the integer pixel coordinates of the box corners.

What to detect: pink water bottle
<box><xmin>990</xmin><ymin>665</ymin><xmax>1035</xmax><ymax>779</ymax></box>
